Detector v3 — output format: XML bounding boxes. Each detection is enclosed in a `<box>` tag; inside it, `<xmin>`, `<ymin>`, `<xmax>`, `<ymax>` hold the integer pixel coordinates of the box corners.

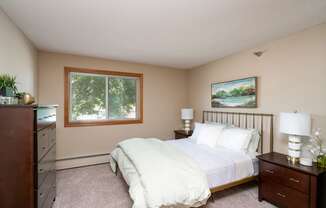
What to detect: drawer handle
<box><xmin>39</xmin><ymin>192</ymin><xmax>44</xmax><ymax>197</ymax></box>
<box><xmin>265</xmin><ymin>169</ymin><xmax>274</xmax><ymax>174</ymax></box>
<box><xmin>289</xmin><ymin>177</ymin><xmax>300</xmax><ymax>183</ymax></box>
<box><xmin>277</xmin><ymin>192</ymin><xmax>286</xmax><ymax>198</ymax></box>
<box><xmin>39</xmin><ymin>168</ymin><xmax>44</xmax><ymax>172</ymax></box>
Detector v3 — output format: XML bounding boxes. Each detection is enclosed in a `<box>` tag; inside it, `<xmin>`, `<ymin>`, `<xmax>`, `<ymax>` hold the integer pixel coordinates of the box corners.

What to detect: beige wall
<box><xmin>188</xmin><ymin>23</ymin><xmax>326</xmax><ymax>154</ymax></box>
<box><xmin>0</xmin><ymin>9</ymin><xmax>37</xmax><ymax>97</ymax></box>
<box><xmin>38</xmin><ymin>52</ymin><xmax>188</xmax><ymax>168</ymax></box>
<box><xmin>37</xmin><ymin>23</ymin><xmax>326</xmax><ymax>168</ymax></box>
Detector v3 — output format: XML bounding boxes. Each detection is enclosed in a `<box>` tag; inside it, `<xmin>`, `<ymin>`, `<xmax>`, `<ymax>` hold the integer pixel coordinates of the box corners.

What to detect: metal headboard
<box><xmin>202</xmin><ymin>111</ymin><xmax>274</xmax><ymax>153</ymax></box>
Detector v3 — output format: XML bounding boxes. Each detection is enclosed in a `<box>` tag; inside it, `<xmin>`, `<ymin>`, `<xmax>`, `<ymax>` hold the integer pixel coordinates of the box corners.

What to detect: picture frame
<box><xmin>211</xmin><ymin>77</ymin><xmax>257</xmax><ymax>108</ymax></box>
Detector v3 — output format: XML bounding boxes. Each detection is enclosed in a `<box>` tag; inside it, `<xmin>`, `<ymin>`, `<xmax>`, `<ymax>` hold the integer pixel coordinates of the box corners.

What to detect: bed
<box><xmin>110</xmin><ymin>111</ymin><xmax>274</xmax><ymax>207</ymax></box>
<box><xmin>200</xmin><ymin>111</ymin><xmax>274</xmax><ymax>193</ymax></box>
<box><xmin>166</xmin><ymin>138</ymin><xmax>259</xmax><ymax>190</ymax></box>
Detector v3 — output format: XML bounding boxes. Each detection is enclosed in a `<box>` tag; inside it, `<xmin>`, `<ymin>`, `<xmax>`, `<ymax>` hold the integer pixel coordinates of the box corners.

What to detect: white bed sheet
<box><xmin>167</xmin><ymin>138</ymin><xmax>257</xmax><ymax>189</ymax></box>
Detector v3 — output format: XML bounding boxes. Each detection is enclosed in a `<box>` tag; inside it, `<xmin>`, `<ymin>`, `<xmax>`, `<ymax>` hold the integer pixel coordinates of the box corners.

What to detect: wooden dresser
<box><xmin>0</xmin><ymin>104</ymin><xmax>57</xmax><ymax>208</ymax></box>
<box><xmin>257</xmin><ymin>152</ymin><xmax>326</xmax><ymax>208</ymax></box>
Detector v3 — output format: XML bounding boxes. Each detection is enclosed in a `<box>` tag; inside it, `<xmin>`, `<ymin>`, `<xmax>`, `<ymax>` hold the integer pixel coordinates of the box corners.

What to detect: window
<box><xmin>64</xmin><ymin>67</ymin><xmax>143</xmax><ymax>127</ymax></box>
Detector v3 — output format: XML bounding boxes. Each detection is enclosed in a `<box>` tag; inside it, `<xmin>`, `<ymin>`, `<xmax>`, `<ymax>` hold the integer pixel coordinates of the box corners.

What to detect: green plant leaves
<box><xmin>0</xmin><ymin>74</ymin><xmax>17</xmax><ymax>93</ymax></box>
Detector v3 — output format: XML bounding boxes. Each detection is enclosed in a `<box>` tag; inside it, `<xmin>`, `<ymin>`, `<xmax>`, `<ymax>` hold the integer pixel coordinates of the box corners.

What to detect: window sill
<box><xmin>64</xmin><ymin>119</ymin><xmax>143</xmax><ymax>127</ymax></box>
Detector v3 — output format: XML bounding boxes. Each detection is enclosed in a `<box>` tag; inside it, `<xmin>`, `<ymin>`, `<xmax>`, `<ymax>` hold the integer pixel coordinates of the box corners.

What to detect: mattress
<box><xmin>167</xmin><ymin>138</ymin><xmax>258</xmax><ymax>188</ymax></box>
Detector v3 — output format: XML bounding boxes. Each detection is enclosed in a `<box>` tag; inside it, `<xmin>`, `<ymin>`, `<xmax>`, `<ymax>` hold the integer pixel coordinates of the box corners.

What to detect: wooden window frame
<box><xmin>64</xmin><ymin>67</ymin><xmax>143</xmax><ymax>127</ymax></box>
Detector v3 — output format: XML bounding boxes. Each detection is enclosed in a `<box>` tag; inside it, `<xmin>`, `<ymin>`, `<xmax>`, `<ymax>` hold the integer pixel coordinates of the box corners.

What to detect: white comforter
<box><xmin>110</xmin><ymin>138</ymin><xmax>210</xmax><ymax>208</ymax></box>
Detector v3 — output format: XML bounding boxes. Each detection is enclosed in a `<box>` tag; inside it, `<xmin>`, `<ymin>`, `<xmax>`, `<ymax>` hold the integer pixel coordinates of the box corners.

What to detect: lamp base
<box><xmin>287</xmin><ymin>135</ymin><xmax>302</xmax><ymax>165</ymax></box>
<box><xmin>183</xmin><ymin>119</ymin><xmax>191</xmax><ymax>133</ymax></box>
<box><xmin>287</xmin><ymin>156</ymin><xmax>300</xmax><ymax>164</ymax></box>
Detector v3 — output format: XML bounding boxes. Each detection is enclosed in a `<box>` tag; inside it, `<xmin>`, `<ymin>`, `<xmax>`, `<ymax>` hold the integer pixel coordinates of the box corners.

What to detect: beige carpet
<box><xmin>53</xmin><ymin>164</ymin><xmax>276</xmax><ymax>208</ymax></box>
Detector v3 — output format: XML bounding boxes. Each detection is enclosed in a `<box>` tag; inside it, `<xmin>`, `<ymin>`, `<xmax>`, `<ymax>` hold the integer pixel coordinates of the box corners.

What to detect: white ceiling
<box><xmin>1</xmin><ymin>0</ymin><xmax>326</xmax><ymax>69</ymax></box>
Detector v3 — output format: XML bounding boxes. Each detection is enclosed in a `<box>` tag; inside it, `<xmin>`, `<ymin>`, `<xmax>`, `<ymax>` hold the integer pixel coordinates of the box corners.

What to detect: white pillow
<box><xmin>216</xmin><ymin>127</ymin><xmax>253</xmax><ymax>152</ymax></box>
<box><xmin>190</xmin><ymin>122</ymin><xmax>227</xmax><ymax>143</ymax></box>
<box><xmin>190</xmin><ymin>122</ymin><xmax>204</xmax><ymax>143</ymax></box>
<box><xmin>247</xmin><ymin>129</ymin><xmax>260</xmax><ymax>153</ymax></box>
<box><xmin>196</xmin><ymin>125</ymin><xmax>226</xmax><ymax>148</ymax></box>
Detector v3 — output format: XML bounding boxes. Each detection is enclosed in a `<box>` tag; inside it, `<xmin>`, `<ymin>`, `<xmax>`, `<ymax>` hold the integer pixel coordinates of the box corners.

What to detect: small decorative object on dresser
<box><xmin>0</xmin><ymin>95</ymin><xmax>18</xmax><ymax>104</ymax></box>
<box><xmin>257</xmin><ymin>152</ymin><xmax>326</xmax><ymax>208</ymax></box>
<box><xmin>174</xmin><ymin>130</ymin><xmax>193</xmax><ymax>139</ymax></box>
<box><xmin>0</xmin><ymin>104</ymin><xmax>58</xmax><ymax>208</ymax></box>
<box><xmin>279</xmin><ymin>112</ymin><xmax>311</xmax><ymax>164</ymax></box>
<box><xmin>309</xmin><ymin>128</ymin><xmax>326</xmax><ymax>168</ymax></box>
<box><xmin>181</xmin><ymin>108</ymin><xmax>193</xmax><ymax>133</ymax></box>
<box><xmin>16</xmin><ymin>92</ymin><xmax>35</xmax><ymax>105</ymax></box>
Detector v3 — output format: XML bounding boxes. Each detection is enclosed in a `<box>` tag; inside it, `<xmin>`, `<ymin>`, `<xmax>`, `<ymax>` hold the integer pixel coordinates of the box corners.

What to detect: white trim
<box><xmin>105</xmin><ymin>77</ymin><xmax>109</xmax><ymax>119</ymax></box>
<box><xmin>69</xmin><ymin>73</ymin><xmax>73</xmax><ymax>122</ymax></box>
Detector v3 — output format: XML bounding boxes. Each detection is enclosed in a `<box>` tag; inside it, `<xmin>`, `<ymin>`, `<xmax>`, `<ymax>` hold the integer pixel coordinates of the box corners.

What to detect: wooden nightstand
<box><xmin>257</xmin><ymin>152</ymin><xmax>326</xmax><ymax>208</ymax></box>
<box><xmin>174</xmin><ymin>130</ymin><xmax>193</xmax><ymax>139</ymax></box>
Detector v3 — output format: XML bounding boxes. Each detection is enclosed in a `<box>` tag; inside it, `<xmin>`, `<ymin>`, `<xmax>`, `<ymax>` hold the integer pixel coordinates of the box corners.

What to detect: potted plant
<box><xmin>0</xmin><ymin>74</ymin><xmax>18</xmax><ymax>97</ymax></box>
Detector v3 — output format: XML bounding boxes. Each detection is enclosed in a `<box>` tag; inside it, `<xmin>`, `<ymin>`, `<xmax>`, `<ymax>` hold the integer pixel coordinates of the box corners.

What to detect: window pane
<box><xmin>108</xmin><ymin>77</ymin><xmax>137</xmax><ymax>119</ymax></box>
<box><xmin>70</xmin><ymin>73</ymin><xmax>107</xmax><ymax>121</ymax></box>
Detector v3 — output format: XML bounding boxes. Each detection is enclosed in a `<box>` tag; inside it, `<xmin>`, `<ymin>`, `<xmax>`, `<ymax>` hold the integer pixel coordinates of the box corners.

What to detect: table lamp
<box><xmin>279</xmin><ymin>112</ymin><xmax>311</xmax><ymax>164</ymax></box>
<box><xmin>181</xmin><ymin>108</ymin><xmax>193</xmax><ymax>133</ymax></box>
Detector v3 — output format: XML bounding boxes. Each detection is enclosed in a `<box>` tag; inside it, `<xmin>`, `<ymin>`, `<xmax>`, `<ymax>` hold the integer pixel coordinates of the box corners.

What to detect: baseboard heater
<box><xmin>56</xmin><ymin>152</ymin><xmax>111</xmax><ymax>162</ymax></box>
<box><xmin>56</xmin><ymin>152</ymin><xmax>111</xmax><ymax>170</ymax></box>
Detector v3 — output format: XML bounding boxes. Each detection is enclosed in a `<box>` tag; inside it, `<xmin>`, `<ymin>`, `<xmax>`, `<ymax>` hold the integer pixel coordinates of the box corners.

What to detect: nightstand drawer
<box><xmin>260</xmin><ymin>161</ymin><xmax>310</xmax><ymax>194</ymax></box>
<box><xmin>260</xmin><ymin>161</ymin><xmax>283</xmax><ymax>183</ymax></box>
<box><xmin>261</xmin><ymin>180</ymin><xmax>309</xmax><ymax>208</ymax></box>
<box><xmin>283</xmin><ymin>168</ymin><xmax>309</xmax><ymax>194</ymax></box>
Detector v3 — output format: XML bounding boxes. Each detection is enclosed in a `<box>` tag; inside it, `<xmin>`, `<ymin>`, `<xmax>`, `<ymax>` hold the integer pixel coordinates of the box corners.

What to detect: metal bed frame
<box><xmin>202</xmin><ymin>110</ymin><xmax>274</xmax><ymax>193</ymax></box>
<box><xmin>113</xmin><ymin>110</ymin><xmax>275</xmax><ymax>196</ymax></box>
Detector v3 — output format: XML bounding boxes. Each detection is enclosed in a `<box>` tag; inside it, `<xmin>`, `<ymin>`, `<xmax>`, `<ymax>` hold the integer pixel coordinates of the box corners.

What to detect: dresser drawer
<box><xmin>283</xmin><ymin>168</ymin><xmax>310</xmax><ymax>194</ymax></box>
<box><xmin>37</xmin><ymin>161</ymin><xmax>49</xmax><ymax>188</ymax></box>
<box><xmin>261</xmin><ymin>180</ymin><xmax>309</xmax><ymax>208</ymax></box>
<box><xmin>37</xmin><ymin>170</ymin><xmax>56</xmax><ymax>208</ymax></box>
<box><xmin>38</xmin><ymin>147</ymin><xmax>56</xmax><ymax>187</ymax></box>
<box><xmin>37</xmin><ymin>176</ymin><xmax>50</xmax><ymax>208</ymax></box>
<box><xmin>260</xmin><ymin>161</ymin><xmax>283</xmax><ymax>183</ymax></box>
<box><xmin>48</xmin><ymin>124</ymin><xmax>56</xmax><ymax>148</ymax></box>
<box><xmin>42</xmin><ymin>186</ymin><xmax>56</xmax><ymax>208</ymax></box>
<box><xmin>38</xmin><ymin>129</ymin><xmax>49</xmax><ymax>161</ymax></box>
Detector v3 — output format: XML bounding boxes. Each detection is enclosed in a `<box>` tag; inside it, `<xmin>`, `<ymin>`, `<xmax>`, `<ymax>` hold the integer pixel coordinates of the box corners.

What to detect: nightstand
<box><xmin>257</xmin><ymin>152</ymin><xmax>326</xmax><ymax>208</ymax></box>
<box><xmin>174</xmin><ymin>130</ymin><xmax>193</xmax><ymax>139</ymax></box>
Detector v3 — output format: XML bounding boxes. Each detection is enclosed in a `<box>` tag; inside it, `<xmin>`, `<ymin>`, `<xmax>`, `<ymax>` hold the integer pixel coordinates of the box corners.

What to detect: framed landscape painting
<box><xmin>211</xmin><ymin>77</ymin><xmax>257</xmax><ymax>108</ymax></box>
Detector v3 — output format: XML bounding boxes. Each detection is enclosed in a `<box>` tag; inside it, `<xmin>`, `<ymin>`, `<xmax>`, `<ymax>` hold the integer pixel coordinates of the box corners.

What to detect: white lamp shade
<box><xmin>279</xmin><ymin>112</ymin><xmax>311</xmax><ymax>136</ymax></box>
<box><xmin>181</xmin><ymin>108</ymin><xmax>193</xmax><ymax>120</ymax></box>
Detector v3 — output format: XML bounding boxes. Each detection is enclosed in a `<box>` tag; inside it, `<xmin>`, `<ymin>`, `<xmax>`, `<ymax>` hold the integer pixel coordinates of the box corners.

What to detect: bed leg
<box><xmin>111</xmin><ymin>157</ymin><xmax>119</xmax><ymax>176</ymax></box>
<box><xmin>115</xmin><ymin>166</ymin><xmax>119</xmax><ymax>176</ymax></box>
